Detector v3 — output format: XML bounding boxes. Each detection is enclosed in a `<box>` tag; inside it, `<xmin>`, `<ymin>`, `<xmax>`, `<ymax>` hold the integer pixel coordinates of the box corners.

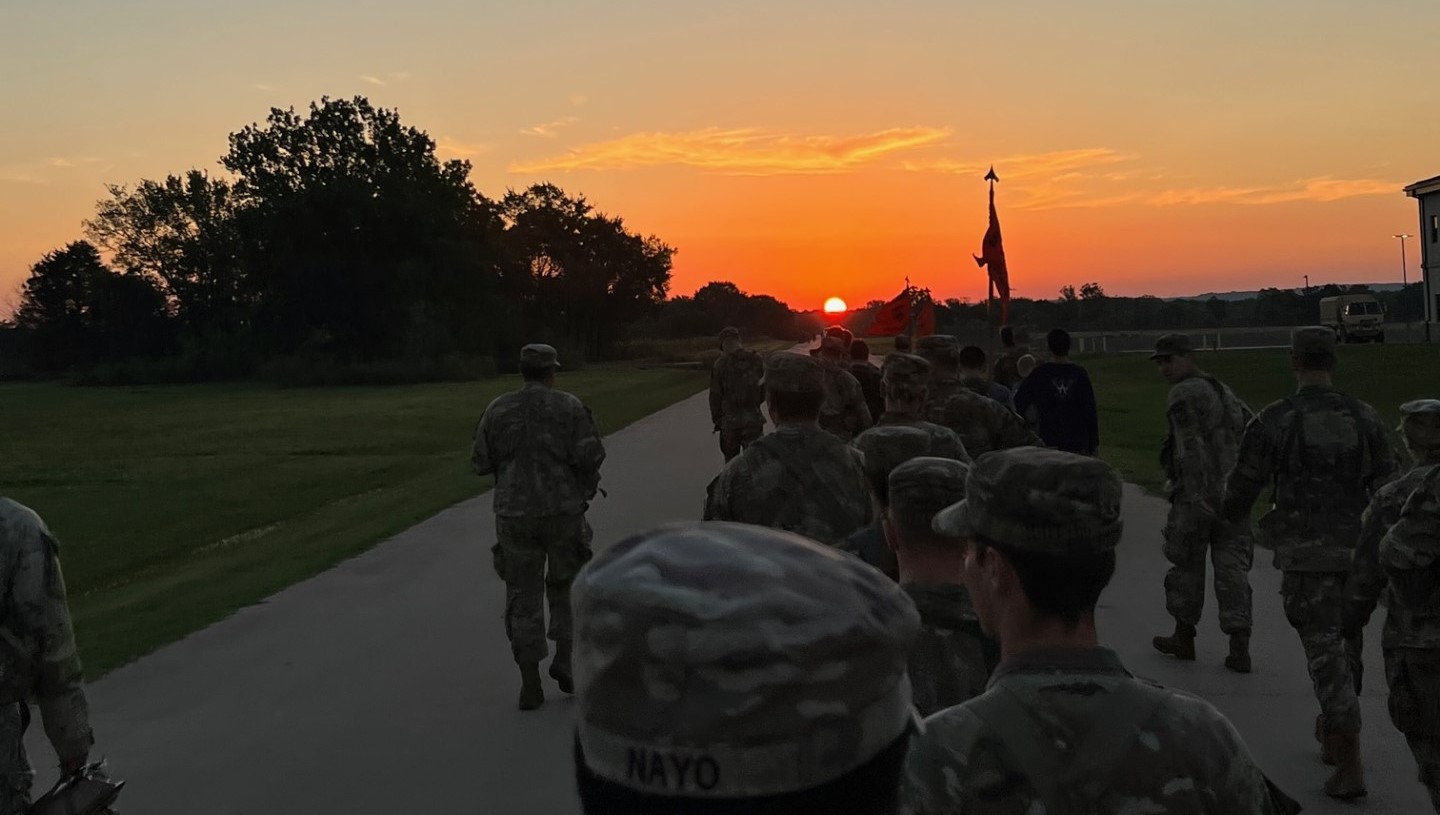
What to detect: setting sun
<box><xmin>823</xmin><ymin>297</ymin><xmax>848</xmax><ymax>314</ymax></box>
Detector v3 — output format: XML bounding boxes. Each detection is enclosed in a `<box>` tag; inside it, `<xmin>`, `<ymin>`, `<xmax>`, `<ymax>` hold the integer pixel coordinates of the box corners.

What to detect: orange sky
<box><xmin>3</xmin><ymin>1</ymin><xmax>1437</xmax><ymax>314</ymax></box>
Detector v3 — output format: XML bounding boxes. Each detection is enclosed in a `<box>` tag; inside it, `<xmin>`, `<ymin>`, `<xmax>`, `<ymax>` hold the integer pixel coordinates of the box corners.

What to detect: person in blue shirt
<box><xmin>1013</xmin><ymin>328</ymin><xmax>1100</xmax><ymax>456</ymax></box>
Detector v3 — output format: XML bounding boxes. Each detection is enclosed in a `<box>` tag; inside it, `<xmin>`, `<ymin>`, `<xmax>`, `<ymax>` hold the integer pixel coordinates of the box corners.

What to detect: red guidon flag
<box><xmin>867</xmin><ymin>289</ymin><xmax>912</xmax><ymax>336</ymax></box>
<box><xmin>914</xmin><ymin>298</ymin><xmax>936</xmax><ymax>337</ymax></box>
<box><xmin>974</xmin><ymin>171</ymin><xmax>1010</xmax><ymax>322</ymax></box>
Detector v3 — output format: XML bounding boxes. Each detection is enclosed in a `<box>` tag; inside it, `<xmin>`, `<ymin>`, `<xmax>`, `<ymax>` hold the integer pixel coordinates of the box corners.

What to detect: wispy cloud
<box><xmin>360</xmin><ymin>75</ymin><xmax>387</xmax><ymax>87</ymax></box>
<box><xmin>512</xmin><ymin>126</ymin><xmax>952</xmax><ymax>175</ymax></box>
<box><xmin>45</xmin><ymin>157</ymin><xmax>103</xmax><ymax>169</ymax></box>
<box><xmin>519</xmin><ymin>116</ymin><xmax>580</xmax><ymax>138</ymax></box>
<box><xmin>252</xmin><ymin>83</ymin><xmax>279</xmax><ymax>92</ymax></box>
<box><xmin>436</xmin><ymin>137</ymin><xmax>492</xmax><ymax>159</ymax></box>
<box><xmin>1148</xmin><ymin>177</ymin><xmax>1399</xmax><ymax>206</ymax></box>
<box><xmin>903</xmin><ymin>148</ymin><xmax>1135</xmax><ymax>181</ymax></box>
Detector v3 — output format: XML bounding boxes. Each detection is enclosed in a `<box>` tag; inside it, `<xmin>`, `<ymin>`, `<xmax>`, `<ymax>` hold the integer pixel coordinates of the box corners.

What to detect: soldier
<box><xmin>885</xmin><ymin>457</ymin><xmax>995</xmax><ymax>715</ymax></box>
<box><xmin>957</xmin><ymin>345</ymin><xmax>1015</xmax><ymax>410</ymax></box>
<box><xmin>871</xmin><ymin>353</ymin><xmax>967</xmax><ymax>453</ymax></box>
<box><xmin>1345</xmin><ymin>399</ymin><xmax>1440</xmax><ymax>812</ymax></box>
<box><xmin>0</xmin><ymin>499</ymin><xmax>96</xmax><ymax>815</ymax></box>
<box><xmin>849</xmin><ymin>339</ymin><xmax>886</xmax><ymax>423</ymax></box>
<box><xmin>472</xmin><ymin>343</ymin><xmax>607</xmax><ymax>711</ymax></box>
<box><xmin>1221</xmin><ymin>326</ymin><xmax>1397</xmax><ymax>799</ymax></box>
<box><xmin>847</xmin><ymin>425</ymin><xmax>969</xmax><ymax>580</ymax></box>
<box><xmin>904</xmin><ymin>448</ymin><xmax>1299</xmax><ymax>814</ymax></box>
<box><xmin>1013</xmin><ymin>328</ymin><xmax>1100</xmax><ymax>456</ymax></box>
<box><xmin>1149</xmin><ymin>333</ymin><xmax>1257</xmax><ymax>672</ymax></box>
<box><xmin>708</xmin><ymin>327</ymin><xmax>766</xmax><ymax>463</ymax></box>
<box><xmin>571</xmin><ymin>521</ymin><xmax>920</xmax><ymax>815</ymax></box>
<box><xmin>704</xmin><ymin>352</ymin><xmax>873</xmax><ymax>546</ymax></box>
<box><xmin>992</xmin><ymin>325</ymin><xmax>1023</xmax><ymax>391</ymax></box>
<box><xmin>916</xmin><ymin>335</ymin><xmax>1039</xmax><ymax>457</ymax></box>
<box><xmin>817</xmin><ymin>336</ymin><xmax>872</xmax><ymax>442</ymax></box>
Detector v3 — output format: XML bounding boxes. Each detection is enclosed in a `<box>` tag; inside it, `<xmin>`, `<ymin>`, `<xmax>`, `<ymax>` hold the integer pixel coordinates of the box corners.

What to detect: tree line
<box><xmin>2</xmin><ymin>96</ymin><xmax>675</xmax><ymax>383</ymax></box>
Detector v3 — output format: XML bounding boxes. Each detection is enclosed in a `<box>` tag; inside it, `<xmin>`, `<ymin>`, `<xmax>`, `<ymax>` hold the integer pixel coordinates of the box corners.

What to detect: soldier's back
<box><xmin>925</xmin><ymin>379</ymin><xmax>1037</xmax><ymax>457</ymax></box>
<box><xmin>712</xmin><ymin>349</ymin><xmax>765</xmax><ymax>427</ymax></box>
<box><xmin>904</xmin><ymin>654</ymin><xmax>1283</xmax><ymax>813</ymax></box>
<box><xmin>478</xmin><ymin>383</ymin><xmax>597</xmax><ymax>517</ymax></box>
<box><xmin>704</xmin><ymin>425</ymin><xmax>871</xmax><ymax>546</ymax></box>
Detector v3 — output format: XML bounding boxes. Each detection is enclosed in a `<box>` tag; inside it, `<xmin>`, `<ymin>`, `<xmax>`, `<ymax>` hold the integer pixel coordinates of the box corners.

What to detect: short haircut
<box><xmin>999</xmin><ymin>325</ymin><xmax>1015</xmax><ymax>347</ymax></box>
<box><xmin>976</xmin><ymin>535</ymin><xmax>1115</xmax><ymax>627</ymax></box>
<box><xmin>521</xmin><ymin>364</ymin><xmax>554</xmax><ymax>382</ymax></box>
<box><xmin>1046</xmin><ymin>329</ymin><xmax>1072</xmax><ymax>357</ymax></box>
<box><xmin>850</xmin><ymin>339</ymin><xmax>871</xmax><ymax>361</ymax></box>
<box><xmin>958</xmin><ymin>346</ymin><xmax>987</xmax><ymax>370</ymax></box>
<box><xmin>575</xmin><ymin>731</ymin><xmax>910</xmax><ymax>815</ymax></box>
<box><xmin>767</xmin><ymin>389</ymin><xmax>823</xmax><ymax>422</ymax></box>
<box><xmin>1295</xmin><ymin>350</ymin><xmax>1337</xmax><ymax>373</ymax></box>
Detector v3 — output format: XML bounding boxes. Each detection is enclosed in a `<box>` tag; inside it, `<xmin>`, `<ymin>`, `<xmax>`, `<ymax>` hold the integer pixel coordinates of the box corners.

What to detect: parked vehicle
<box><xmin>1320</xmin><ymin>294</ymin><xmax>1385</xmax><ymax>343</ymax></box>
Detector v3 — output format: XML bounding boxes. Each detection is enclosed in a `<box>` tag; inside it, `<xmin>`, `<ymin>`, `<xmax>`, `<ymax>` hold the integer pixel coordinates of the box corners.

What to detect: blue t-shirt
<box><xmin>1014</xmin><ymin>361</ymin><xmax>1099</xmax><ymax>455</ymax></box>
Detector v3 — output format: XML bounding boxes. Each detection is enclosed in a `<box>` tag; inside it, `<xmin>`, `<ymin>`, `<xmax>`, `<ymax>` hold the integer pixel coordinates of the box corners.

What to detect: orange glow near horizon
<box><xmin>823</xmin><ymin>297</ymin><xmax>848</xmax><ymax>314</ymax></box>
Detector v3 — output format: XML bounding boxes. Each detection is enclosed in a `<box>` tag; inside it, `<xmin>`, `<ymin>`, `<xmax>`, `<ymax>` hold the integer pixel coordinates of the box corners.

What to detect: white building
<box><xmin>1404</xmin><ymin>173</ymin><xmax>1440</xmax><ymax>340</ymax></box>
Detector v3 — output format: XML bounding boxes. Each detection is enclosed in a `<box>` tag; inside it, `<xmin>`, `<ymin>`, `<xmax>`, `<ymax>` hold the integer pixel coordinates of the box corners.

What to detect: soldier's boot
<box><xmin>1323</xmin><ymin>730</ymin><xmax>1367</xmax><ymax>800</ymax></box>
<box><xmin>1315</xmin><ymin>714</ymin><xmax>1337</xmax><ymax>765</ymax></box>
<box><xmin>1224</xmin><ymin>629</ymin><xmax>1252</xmax><ymax>673</ymax></box>
<box><xmin>518</xmin><ymin>662</ymin><xmax>545</xmax><ymax>711</ymax></box>
<box><xmin>1152</xmin><ymin>622</ymin><xmax>1197</xmax><ymax>661</ymax></box>
<box><xmin>549</xmin><ymin>639</ymin><xmax>574</xmax><ymax>694</ymax></box>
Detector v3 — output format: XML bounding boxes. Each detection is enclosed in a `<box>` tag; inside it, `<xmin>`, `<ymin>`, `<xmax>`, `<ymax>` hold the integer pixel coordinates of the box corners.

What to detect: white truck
<box><xmin>1319</xmin><ymin>294</ymin><xmax>1385</xmax><ymax>343</ymax></box>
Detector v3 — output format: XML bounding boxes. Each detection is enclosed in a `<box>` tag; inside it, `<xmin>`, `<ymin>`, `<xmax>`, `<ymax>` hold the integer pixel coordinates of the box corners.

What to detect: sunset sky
<box><xmin>3</xmin><ymin>0</ymin><xmax>1438</xmax><ymax>313</ymax></box>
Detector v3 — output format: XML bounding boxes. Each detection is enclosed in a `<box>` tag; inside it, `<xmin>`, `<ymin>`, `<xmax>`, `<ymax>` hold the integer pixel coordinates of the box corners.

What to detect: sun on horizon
<box><xmin>823</xmin><ymin>297</ymin><xmax>848</xmax><ymax>314</ymax></box>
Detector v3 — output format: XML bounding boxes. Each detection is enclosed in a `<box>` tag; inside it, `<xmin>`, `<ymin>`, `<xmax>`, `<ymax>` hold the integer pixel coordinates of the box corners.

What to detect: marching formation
<box><xmin>466</xmin><ymin>323</ymin><xmax>1440</xmax><ymax>813</ymax></box>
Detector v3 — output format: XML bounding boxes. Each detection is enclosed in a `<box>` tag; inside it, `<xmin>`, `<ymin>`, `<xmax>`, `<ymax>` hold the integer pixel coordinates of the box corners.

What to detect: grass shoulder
<box><xmin>1</xmin><ymin>365</ymin><xmax>707</xmax><ymax>677</ymax></box>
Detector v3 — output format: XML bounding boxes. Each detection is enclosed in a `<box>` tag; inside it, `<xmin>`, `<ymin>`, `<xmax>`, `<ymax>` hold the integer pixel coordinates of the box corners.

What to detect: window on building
<box><xmin>1432</xmin><ymin>213</ymin><xmax>1438</xmax><ymax>243</ymax></box>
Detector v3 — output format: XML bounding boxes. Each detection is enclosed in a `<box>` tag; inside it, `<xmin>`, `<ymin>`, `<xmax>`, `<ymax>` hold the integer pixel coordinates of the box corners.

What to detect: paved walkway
<box><xmin>28</xmin><ymin>390</ymin><xmax>1432</xmax><ymax>812</ymax></box>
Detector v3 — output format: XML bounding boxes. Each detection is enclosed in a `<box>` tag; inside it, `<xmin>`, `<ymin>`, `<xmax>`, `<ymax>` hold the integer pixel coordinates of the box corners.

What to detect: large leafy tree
<box><xmin>502</xmin><ymin>183</ymin><xmax>672</xmax><ymax>357</ymax></box>
<box><xmin>14</xmin><ymin>241</ymin><xmax>171</xmax><ymax>371</ymax></box>
<box><xmin>222</xmin><ymin>95</ymin><xmax>503</xmax><ymax>359</ymax></box>
<box><xmin>85</xmin><ymin>170</ymin><xmax>243</xmax><ymax>337</ymax></box>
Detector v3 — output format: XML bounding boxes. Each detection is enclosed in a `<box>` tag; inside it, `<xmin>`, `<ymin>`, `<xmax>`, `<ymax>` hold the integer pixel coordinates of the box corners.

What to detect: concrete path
<box><xmin>27</xmin><ymin>390</ymin><xmax>1432</xmax><ymax>812</ymax></box>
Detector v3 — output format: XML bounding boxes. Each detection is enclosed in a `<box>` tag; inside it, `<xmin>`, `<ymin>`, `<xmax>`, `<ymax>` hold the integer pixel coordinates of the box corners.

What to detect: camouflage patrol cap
<box><xmin>718</xmin><ymin>326</ymin><xmax>741</xmax><ymax>342</ymax></box>
<box><xmin>519</xmin><ymin>343</ymin><xmax>561</xmax><ymax>369</ymax></box>
<box><xmin>572</xmin><ymin>521</ymin><xmax>920</xmax><ymax>799</ymax></box>
<box><xmin>1399</xmin><ymin>399</ymin><xmax>1440</xmax><ymax>452</ymax></box>
<box><xmin>1291</xmin><ymin>326</ymin><xmax>1337</xmax><ymax>357</ymax></box>
<box><xmin>888</xmin><ymin>457</ymin><xmax>971</xmax><ymax>534</ymax></box>
<box><xmin>914</xmin><ymin>335</ymin><xmax>961</xmax><ymax>365</ymax></box>
<box><xmin>1150</xmin><ymin>333</ymin><xmax>1194</xmax><ymax>359</ymax></box>
<box><xmin>882</xmin><ymin>352</ymin><xmax>931</xmax><ymax>388</ymax></box>
<box><xmin>854</xmin><ymin>425</ymin><xmax>939</xmax><ymax>502</ymax></box>
<box><xmin>764</xmin><ymin>351</ymin><xmax>825</xmax><ymax>394</ymax></box>
<box><xmin>932</xmin><ymin>446</ymin><xmax>1124</xmax><ymax>554</ymax></box>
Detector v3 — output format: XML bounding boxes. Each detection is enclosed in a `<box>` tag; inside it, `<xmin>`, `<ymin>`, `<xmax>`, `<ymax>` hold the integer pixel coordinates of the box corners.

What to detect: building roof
<box><xmin>1405</xmin><ymin>173</ymin><xmax>1440</xmax><ymax>198</ymax></box>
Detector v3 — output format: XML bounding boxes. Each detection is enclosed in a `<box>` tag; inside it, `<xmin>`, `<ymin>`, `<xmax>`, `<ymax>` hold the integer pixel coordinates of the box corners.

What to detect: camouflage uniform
<box><xmin>709</xmin><ymin>328</ymin><xmax>766</xmax><ymax>462</ymax></box>
<box><xmin>1153</xmin><ymin>335</ymin><xmax>1256</xmax><ymax>645</ymax></box>
<box><xmin>851</xmin><ymin>359</ymin><xmax>887</xmax><ymax>425</ymax></box>
<box><xmin>571</xmin><ymin>521</ymin><xmax>919</xmax><ymax>808</ymax></box>
<box><xmin>818</xmin><ymin>338</ymin><xmax>872</xmax><ymax>441</ymax></box>
<box><xmin>915</xmin><ymin>335</ymin><xmax>1039</xmax><ymax>456</ymax></box>
<box><xmin>472</xmin><ymin>344</ymin><xmax>607</xmax><ymax>686</ymax></box>
<box><xmin>1346</xmin><ymin>399</ymin><xmax>1440</xmax><ymax>811</ymax></box>
<box><xmin>704</xmin><ymin>352</ymin><xmax>873</xmax><ymax>546</ymax></box>
<box><xmin>906</xmin><ymin>448</ymin><xmax>1297</xmax><ymax>815</ymax></box>
<box><xmin>992</xmin><ymin>347</ymin><xmax>1022</xmax><ymax>390</ymax></box>
<box><xmin>1221</xmin><ymin>327</ymin><xmax>1397</xmax><ymax>797</ymax></box>
<box><xmin>888</xmin><ymin>458</ymin><xmax>995</xmax><ymax>716</ymax></box>
<box><xmin>0</xmin><ymin>499</ymin><xmax>94</xmax><ymax>814</ymax></box>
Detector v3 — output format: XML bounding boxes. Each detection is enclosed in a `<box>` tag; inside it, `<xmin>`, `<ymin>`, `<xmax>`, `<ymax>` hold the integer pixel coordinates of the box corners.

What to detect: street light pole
<box><xmin>1395</xmin><ymin>233</ymin><xmax>1412</xmax><ymax>327</ymax></box>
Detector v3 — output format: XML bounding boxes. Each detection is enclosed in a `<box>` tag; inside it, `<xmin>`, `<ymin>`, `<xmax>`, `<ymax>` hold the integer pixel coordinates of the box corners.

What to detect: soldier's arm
<box><xmin>470</xmin><ymin>411</ymin><xmax>494</xmax><ymax>476</ymax></box>
<box><xmin>572</xmin><ymin>401</ymin><xmax>607</xmax><ymax>476</ymax></box>
<box><xmin>1221</xmin><ymin>414</ymin><xmax>1273</xmax><ymax>523</ymax></box>
<box><xmin>13</xmin><ymin>527</ymin><xmax>93</xmax><ymax>766</ymax></box>
<box><xmin>1079</xmin><ymin>369</ymin><xmax>1100</xmax><ymax>454</ymax></box>
<box><xmin>1345</xmin><ymin>497</ymin><xmax>1391</xmax><ymax>632</ymax></box>
<box><xmin>1365</xmin><ymin>410</ymin><xmax>1400</xmax><ymax>493</ymax></box>
<box><xmin>709</xmin><ymin>359</ymin><xmax>724</xmax><ymax>428</ymax></box>
<box><xmin>995</xmin><ymin>402</ymin><xmax>1043</xmax><ymax>449</ymax></box>
<box><xmin>702</xmin><ymin>472</ymin><xmax>729</xmax><ymax>521</ymax></box>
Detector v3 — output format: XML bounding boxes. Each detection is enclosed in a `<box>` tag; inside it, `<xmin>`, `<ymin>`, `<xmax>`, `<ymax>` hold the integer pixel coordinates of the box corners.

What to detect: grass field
<box><xmin>1088</xmin><ymin>343</ymin><xmax>1440</xmax><ymax>491</ymax></box>
<box><xmin>1</xmin><ymin>367</ymin><xmax>708</xmax><ymax>677</ymax></box>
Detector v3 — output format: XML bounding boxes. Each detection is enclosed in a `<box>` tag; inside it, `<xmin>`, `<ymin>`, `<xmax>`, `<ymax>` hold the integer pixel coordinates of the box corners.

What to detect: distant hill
<box><xmin>1173</xmin><ymin>283</ymin><xmax>1404</xmax><ymax>302</ymax></box>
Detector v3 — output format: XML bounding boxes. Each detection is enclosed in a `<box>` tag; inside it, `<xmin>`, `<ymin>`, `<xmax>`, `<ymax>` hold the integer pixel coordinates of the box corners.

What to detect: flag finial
<box><xmin>984</xmin><ymin>166</ymin><xmax>999</xmax><ymax>183</ymax></box>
